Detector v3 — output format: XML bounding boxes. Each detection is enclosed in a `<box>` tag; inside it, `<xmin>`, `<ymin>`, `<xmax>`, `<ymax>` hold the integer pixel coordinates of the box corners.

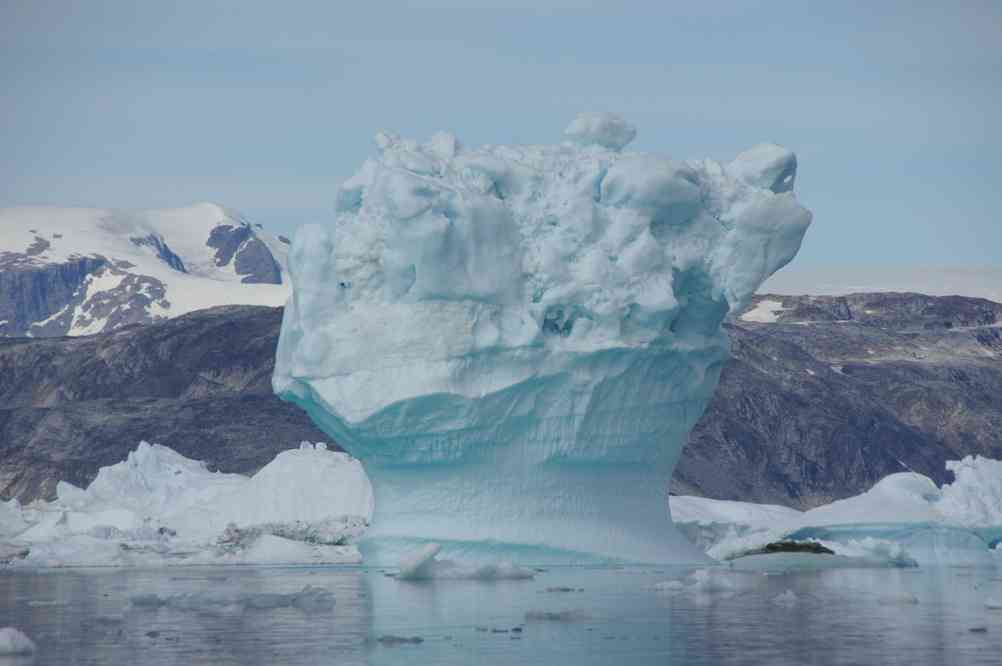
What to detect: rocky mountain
<box><xmin>674</xmin><ymin>292</ymin><xmax>1002</xmax><ymax>508</ymax></box>
<box><xmin>0</xmin><ymin>203</ymin><xmax>291</xmax><ymax>337</ymax></box>
<box><xmin>0</xmin><ymin>306</ymin><xmax>330</xmax><ymax>501</ymax></box>
<box><xmin>1</xmin><ymin>293</ymin><xmax>1000</xmax><ymax>509</ymax></box>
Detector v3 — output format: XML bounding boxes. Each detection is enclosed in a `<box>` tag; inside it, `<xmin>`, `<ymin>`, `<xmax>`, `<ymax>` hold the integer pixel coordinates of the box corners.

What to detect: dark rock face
<box><xmin>0</xmin><ymin>256</ymin><xmax>108</xmax><ymax>337</ymax></box>
<box><xmin>233</xmin><ymin>238</ymin><xmax>282</xmax><ymax>284</ymax></box>
<box><xmin>1</xmin><ymin>209</ymin><xmax>286</xmax><ymax>339</ymax></box>
<box><xmin>130</xmin><ymin>234</ymin><xmax>187</xmax><ymax>273</ymax></box>
<box><xmin>206</xmin><ymin>224</ymin><xmax>281</xmax><ymax>284</ymax></box>
<box><xmin>0</xmin><ymin>306</ymin><xmax>331</xmax><ymax>501</ymax></box>
<box><xmin>2</xmin><ymin>293</ymin><xmax>1000</xmax><ymax>510</ymax></box>
<box><xmin>673</xmin><ymin>293</ymin><xmax>1002</xmax><ymax>508</ymax></box>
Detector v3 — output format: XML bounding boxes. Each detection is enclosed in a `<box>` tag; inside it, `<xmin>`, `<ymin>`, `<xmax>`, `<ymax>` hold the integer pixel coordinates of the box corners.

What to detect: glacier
<box><xmin>0</xmin><ymin>442</ymin><xmax>372</xmax><ymax>567</ymax></box>
<box><xmin>671</xmin><ymin>455</ymin><xmax>1002</xmax><ymax>567</ymax></box>
<box><xmin>273</xmin><ymin>112</ymin><xmax>812</xmax><ymax>564</ymax></box>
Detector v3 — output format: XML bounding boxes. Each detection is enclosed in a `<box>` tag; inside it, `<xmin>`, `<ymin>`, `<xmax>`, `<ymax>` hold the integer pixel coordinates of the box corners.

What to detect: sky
<box><xmin>1</xmin><ymin>0</ymin><xmax>999</xmax><ymax>266</ymax></box>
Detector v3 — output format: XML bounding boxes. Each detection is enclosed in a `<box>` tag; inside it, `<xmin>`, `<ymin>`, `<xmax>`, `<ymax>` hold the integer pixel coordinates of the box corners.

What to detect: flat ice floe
<box><xmin>0</xmin><ymin>442</ymin><xmax>373</xmax><ymax>567</ymax></box>
<box><xmin>671</xmin><ymin>455</ymin><xmax>1002</xmax><ymax>567</ymax></box>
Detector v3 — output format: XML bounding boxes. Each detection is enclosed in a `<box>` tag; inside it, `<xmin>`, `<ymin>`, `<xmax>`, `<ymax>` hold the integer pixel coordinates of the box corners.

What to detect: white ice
<box><xmin>396</xmin><ymin>542</ymin><xmax>534</xmax><ymax>581</ymax></box>
<box><xmin>0</xmin><ymin>627</ymin><xmax>36</xmax><ymax>656</ymax></box>
<box><xmin>274</xmin><ymin>112</ymin><xmax>812</xmax><ymax>564</ymax></box>
<box><xmin>0</xmin><ymin>442</ymin><xmax>372</xmax><ymax>567</ymax></box>
<box><xmin>670</xmin><ymin>455</ymin><xmax>1002</xmax><ymax>567</ymax></box>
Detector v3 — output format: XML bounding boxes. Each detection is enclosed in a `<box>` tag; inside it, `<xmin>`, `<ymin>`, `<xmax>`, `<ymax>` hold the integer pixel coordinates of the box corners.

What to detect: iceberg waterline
<box><xmin>671</xmin><ymin>455</ymin><xmax>1002</xmax><ymax>567</ymax></box>
<box><xmin>273</xmin><ymin>112</ymin><xmax>813</xmax><ymax>564</ymax></box>
<box><xmin>0</xmin><ymin>441</ymin><xmax>372</xmax><ymax>567</ymax></box>
<box><xmin>2</xmin><ymin>442</ymin><xmax>999</xmax><ymax>569</ymax></box>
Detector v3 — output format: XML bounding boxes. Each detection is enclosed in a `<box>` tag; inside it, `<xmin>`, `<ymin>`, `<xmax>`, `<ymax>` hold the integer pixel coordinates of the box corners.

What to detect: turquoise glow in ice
<box><xmin>273</xmin><ymin>114</ymin><xmax>812</xmax><ymax>564</ymax></box>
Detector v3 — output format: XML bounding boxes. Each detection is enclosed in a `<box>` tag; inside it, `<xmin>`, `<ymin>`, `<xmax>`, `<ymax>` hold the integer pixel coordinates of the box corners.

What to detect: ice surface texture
<box><xmin>672</xmin><ymin>455</ymin><xmax>1002</xmax><ymax>566</ymax></box>
<box><xmin>273</xmin><ymin>113</ymin><xmax>812</xmax><ymax>564</ymax></box>
<box><xmin>2</xmin><ymin>442</ymin><xmax>372</xmax><ymax>567</ymax></box>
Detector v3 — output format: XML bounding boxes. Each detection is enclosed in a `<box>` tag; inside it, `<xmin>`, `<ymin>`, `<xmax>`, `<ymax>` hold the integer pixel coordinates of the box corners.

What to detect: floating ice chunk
<box><xmin>771</xmin><ymin>590</ymin><xmax>798</xmax><ymax>607</ymax></box>
<box><xmin>396</xmin><ymin>543</ymin><xmax>533</xmax><ymax>581</ymax></box>
<box><xmin>563</xmin><ymin>112</ymin><xmax>636</xmax><ymax>150</ymax></box>
<box><xmin>0</xmin><ymin>627</ymin><xmax>36</xmax><ymax>655</ymax></box>
<box><xmin>986</xmin><ymin>598</ymin><xmax>1002</xmax><ymax>610</ymax></box>
<box><xmin>687</xmin><ymin>568</ymin><xmax>744</xmax><ymax>593</ymax></box>
<box><xmin>397</xmin><ymin>543</ymin><xmax>442</xmax><ymax>579</ymax></box>
<box><xmin>652</xmin><ymin>580</ymin><xmax>686</xmax><ymax>593</ymax></box>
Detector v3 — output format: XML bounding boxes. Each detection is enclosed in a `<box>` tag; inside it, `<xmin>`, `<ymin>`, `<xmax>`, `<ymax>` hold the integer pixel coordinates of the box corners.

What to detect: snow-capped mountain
<box><xmin>0</xmin><ymin>203</ymin><xmax>292</xmax><ymax>337</ymax></box>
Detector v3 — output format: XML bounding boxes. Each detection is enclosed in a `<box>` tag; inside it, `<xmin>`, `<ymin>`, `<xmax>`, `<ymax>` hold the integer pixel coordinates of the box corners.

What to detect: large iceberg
<box><xmin>273</xmin><ymin>113</ymin><xmax>812</xmax><ymax>564</ymax></box>
<box><xmin>1</xmin><ymin>442</ymin><xmax>373</xmax><ymax>567</ymax></box>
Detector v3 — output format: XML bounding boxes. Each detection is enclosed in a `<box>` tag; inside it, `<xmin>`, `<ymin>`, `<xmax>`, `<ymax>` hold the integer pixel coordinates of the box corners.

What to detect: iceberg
<box><xmin>274</xmin><ymin>113</ymin><xmax>812</xmax><ymax>564</ymax></box>
<box><xmin>671</xmin><ymin>456</ymin><xmax>1002</xmax><ymax>567</ymax></box>
<box><xmin>0</xmin><ymin>627</ymin><xmax>36</xmax><ymax>656</ymax></box>
<box><xmin>0</xmin><ymin>441</ymin><xmax>372</xmax><ymax>567</ymax></box>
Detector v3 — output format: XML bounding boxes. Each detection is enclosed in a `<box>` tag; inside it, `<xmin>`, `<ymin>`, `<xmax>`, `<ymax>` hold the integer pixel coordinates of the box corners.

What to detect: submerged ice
<box><xmin>273</xmin><ymin>112</ymin><xmax>812</xmax><ymax>564</ymax></box>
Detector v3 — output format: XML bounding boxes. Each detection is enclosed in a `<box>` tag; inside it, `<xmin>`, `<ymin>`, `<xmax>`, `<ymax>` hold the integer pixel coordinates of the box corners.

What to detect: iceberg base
<box><xmin>356</xmin><ymin>462</ymin><xmax>709</xmax><ymax>566</ymax></box>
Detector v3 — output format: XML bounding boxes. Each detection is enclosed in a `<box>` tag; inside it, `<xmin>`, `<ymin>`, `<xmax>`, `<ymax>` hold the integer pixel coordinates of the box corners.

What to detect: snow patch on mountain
<box><xmin>0</xmin><ymin>203</ymin><xmax>291</xmax><ymax>337</ymax></box>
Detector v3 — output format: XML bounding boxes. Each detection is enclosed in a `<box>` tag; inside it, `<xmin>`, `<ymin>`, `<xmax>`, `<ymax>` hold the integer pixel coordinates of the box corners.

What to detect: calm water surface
<box><xmin>2</xmin><ymin>563</ymin><xmax>1001</xmax><ymax>665</ymax></box>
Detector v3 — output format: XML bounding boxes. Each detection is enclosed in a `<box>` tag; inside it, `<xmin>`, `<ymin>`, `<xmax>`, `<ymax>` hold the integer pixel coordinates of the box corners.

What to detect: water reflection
<box><xmin>2</xmin><ymin>564</ymin><xmax>1001</xmax><ymax>665</ymax></box>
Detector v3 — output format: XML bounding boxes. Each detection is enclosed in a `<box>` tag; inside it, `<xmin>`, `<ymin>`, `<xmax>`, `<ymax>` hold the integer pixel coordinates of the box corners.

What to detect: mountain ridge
<box><xmin>0</xmin><ymin>203</ymin><xmax>291</xmax><ymax>338</ymax></box>
<box><xmin>1</xmin><ymin>292</ymin><xmax>999</xmax><ymax>509</ymax></box>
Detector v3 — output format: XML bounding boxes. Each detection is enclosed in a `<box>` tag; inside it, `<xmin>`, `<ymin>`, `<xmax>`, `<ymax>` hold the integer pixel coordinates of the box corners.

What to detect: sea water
<box><xmin>2</xmin><ymin>564</ymin><xmax>1001</xmax><ymax>665</ymax></box>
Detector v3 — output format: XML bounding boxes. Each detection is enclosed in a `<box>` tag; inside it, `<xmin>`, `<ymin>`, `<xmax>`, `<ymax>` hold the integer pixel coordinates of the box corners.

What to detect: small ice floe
<box><xmin>652</xmin><ymin>580</ymin><xmax>686</xmax><ymax>593</ymax></box>
<box><xmin>771</xmin><ymin>590</ymin><xmax>798</xmax><ymax>607</ymax></box>
<box><xmin>985</xmin><ymin>598</ymin><xmax>1002</xmax><ymax>610</ymax></box>
<box><xmin>688</xmin><ymin>568</ymin><xmax>741</xmax><ymax>594</ymax></box>
<box><xmin>877</xmin><ymin>593</ymin><xmax>919</xmax><ymax>606</ymax></box>
<box><xmin>0</xmin><ymin>627</ymin><xmax>36</xmax><ymax>656</ymax></box>
<box><xmin>524</xmin><ymin>609</ymin><xmax>590</xmax><ymax>622</ymax></box>
<box><xmin>396</xmin><ymin>543</ymin><xmax>534</xmax><ymax>581</ymax></box>
<box><xmin>376</xmin><ymin>635</ymin><xmax>424</xmax><ymax>646</ymax></box>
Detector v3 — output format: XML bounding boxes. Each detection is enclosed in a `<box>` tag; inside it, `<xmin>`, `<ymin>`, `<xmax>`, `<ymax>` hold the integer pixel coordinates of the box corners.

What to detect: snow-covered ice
<box><xmin>0</xmin><ymin>442</ymin><xmax>372</xmax><ymax>567</ymax></box>
<box><xmin>274</xmin><ymin>113</ymin><xmax>812</xmax><ymax>564</ymax></box>
<box><xmin>671</xmin><ymin>455</ymin><xmax>1002</xmax><ymax>567</ymax></box>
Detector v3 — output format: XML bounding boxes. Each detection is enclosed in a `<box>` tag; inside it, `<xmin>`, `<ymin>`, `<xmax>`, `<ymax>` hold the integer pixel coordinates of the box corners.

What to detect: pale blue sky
<box><xmin>2</xmin><ymin>1</ymin><xmax>999</xmax><ymax>265</ymax></box>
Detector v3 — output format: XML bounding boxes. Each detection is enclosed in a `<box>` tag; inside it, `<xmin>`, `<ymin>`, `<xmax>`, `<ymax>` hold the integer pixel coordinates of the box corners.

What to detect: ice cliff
<box><xmin>273</xmin><ymin>113</ymin><xmax>812</xmax><ymax>564</ymax></box>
